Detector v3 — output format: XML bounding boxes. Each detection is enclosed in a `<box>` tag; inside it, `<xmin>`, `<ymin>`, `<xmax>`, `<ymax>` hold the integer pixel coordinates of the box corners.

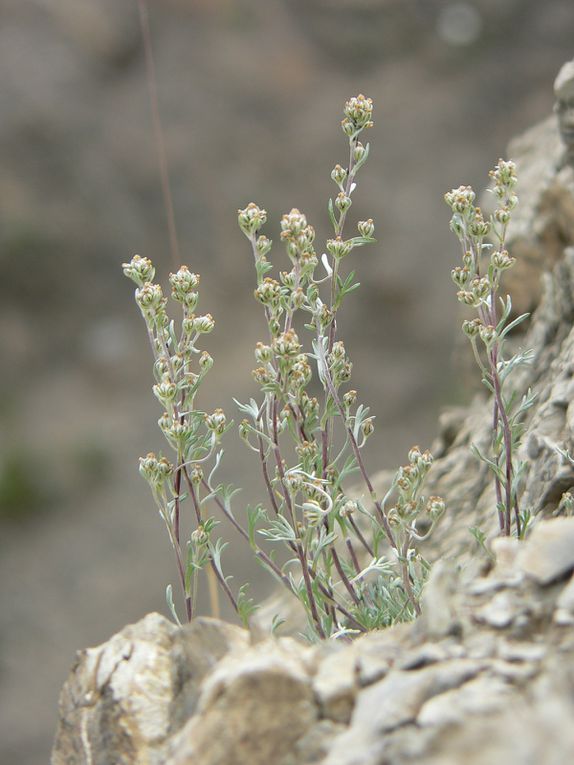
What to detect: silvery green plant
<box><xmin>122</xmin><ymin>256</ymin><xmax>256</xmax><ymax>626</ymax></box>
<box><xmin>445</xmin><ymin>161</ymin><xmax>535</xmax><ymax>538</ymax></box>
<box><xmin>125</xmin><ymin>95</ymin><xmax>444</xmax><ymax>639</ymax></box>
<box><xmin>236</xmin><ymin>95</ymin><xmax>444</xmax><ymax>639</ymax></box>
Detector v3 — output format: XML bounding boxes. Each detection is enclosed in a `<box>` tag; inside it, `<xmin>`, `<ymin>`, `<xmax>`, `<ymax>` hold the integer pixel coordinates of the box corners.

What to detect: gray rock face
<box><xmin>52</xmin><ymin>522</ymin><xmax>574</xmax><ymax>764</ymax></box>
<box><xmin>52</xmin><ymin>95</ymin><xmax>574</xmax><ymax>765</ymax></box>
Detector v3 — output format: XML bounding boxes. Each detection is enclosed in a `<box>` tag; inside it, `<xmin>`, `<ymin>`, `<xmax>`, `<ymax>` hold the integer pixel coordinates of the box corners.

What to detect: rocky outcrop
<box><xmin>52</xmin><ymin>517</ymin><xmax>574</xmax><ymax>764</ymax></box>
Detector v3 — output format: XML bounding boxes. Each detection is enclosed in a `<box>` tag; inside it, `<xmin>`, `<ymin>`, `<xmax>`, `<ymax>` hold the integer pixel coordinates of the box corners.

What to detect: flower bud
<box><xmin>156</xmin><ymin>457</ymin><xmax>174</xmax><ymax>480</ymax></box>
<box><xmin>169</xmin><ymin>265</ymin><xmax>200</xmax><ymax>300</ymax></box>
<box><xmin>494</xmin><ymin>208</ymin><xmax>511</xmax><ymax>225</ymax></box>
<box><xmin>331</xmin><ymin>164</ymin><xmax>347</xmax><ymax>186</ymax></box>
<box><xmin>153</xmin><ymin>377</ymin><xmax>177</xmax><ymax>406</ymax></box>
<box><xmin>330</xmin><ymin>340</ymin><xmax>346</xmax><ymax>362</ymax></box>
<box><xmin>357</xmin><ymin>219</ymin><xmax>375</xmax><ymax>238</ymax></box>
<box><xmin>326</xmin><ymin>237</ymin><xmax>352</xmax><ymax>259</ymax></box>
<box><xmin>199</xmin><ymin>351</ymin><xmax>214</xmax><ymax>373</ymax></box>
<box><xmin>469</xmin><ymin>210</ymin><xmax>490</xmax><ymax>238</ymax></box>
<box><xmin>343</xmin><ymin>389</ymin><xmax>357</xmax><ymax>408</ymax></box>
<box><xmin>158</xmin><ymin>411</ymin><xmax>172</xmax><ymax>432</ymax></box>
<box><xmin>205</xmin><ymin>408</ymin><xmax>226</xmax><ymax>435</ymax></box>
<box><xmin>254</xmin><ymin>342</ymin><xmax>273</xmax><ymax>364</ymax></box>
<box><xmin>444</xmin><ymin>185</ymin><xmax>475</xmax><ymax>213</ymax></box>
<box><xmin>122</xmin><ymin>254</ymin><xmax>155</xmax><ymax>286</ymax></box>
<box><xmin>479</xmin><ymin>324</ymin><xmax>497</xmax><ymax>347</ymax></box>
<box><xmin>238</xmin><ymin>203</ymin><xmax>267</xmax><ymax>237</ymax></box>
<box><xmin>193</xmin><ymin>314</ymin><xmax>215</xmax><ymax>334</ymax></box>
<box><xmin>136</xmin><ymin>282</ymin><xmax>164</xmax><ymax>313</ymax></box>
<box><xmin>280</xmin><ymin>208</ymin><xmax>308</xmax><ymax>239</ymax></box>
<box><xmin>254</xmin><ymin>277</ymin><xmax>282</xmax><ymax>306</ymax></box>
<box><xmin>283</xmin><ymin>472</ymin><xmax>303</xmax><ymax>494</ymax></box>
<box><xmin>426</xmin><ymin>495</ymin><xmax>445</xmax><ymax>519</ymax></box>
<box><xmin>408</xmin><ymin>445</ymin><xmax>422</xmax><ymax>465</ymax></box>
<box><xmin>189</xmin><ymin>464</ymin><xmax>203</xmax><ymax>485</ymax></box>
<box><xmin>252</xmin><ymin>367</ymin><xmax>272</xmax><ymax>386</ymax></box>
<box><xmin>340</xmin><ymin>499</ymin><xmax>358</xmax><ymax>517</ymax></box>
<box><xmin>462</xmin><ymin>318</ymin><xmax>482</xmax><ymax>338</ymax></box>
<box><xmin>451</xmin><ymin>266</ymin><xmax>470</xmax><ymax>288</ymax></box>
<box><xmin>491</xmin><ymin>249</ymin><xmax>515</xmax><ymax>270</ymax></box>
<box><xmin>353</xmin><ymin>141</ymin><xmax>367</xmax><ymax>162</ymax></box>
<box><xmin>291</xmin><ymin>287</ymin><xmax>305</xmax><ymax>310</ymax></box>
<box><xmin>191</xmin><ymin>524</ymin><xmax>208</xmax><ymax>546</ymax></box>
<box><xmin>471</xmin><ymin>276</ymin><xmax>490</xmax><ymax>301</ymax></box>
<box><xmin>361</xmin><ymin>417</ymin><xmax>375</xmax><ymax>439</ymax></box>
<box><xmin>343</xmin><ymin>94</ymin><xmax>374</xmax><ymax>131</ymax></box>
<box><xmin>256</xmin><ymin>235</ymin><xmax>272</xmax><ymax>258</ymax></box>
<box><xmin>457</xmin><ymin>290</ymin><xmax>476</xmax><ymax>306</ymax></box>
<box><xmin>139</xmin><ymin>452</ymin><xmax>159</xmax><ymax>483</ymax></box>
<box><xmin>335</xmin><ymin>192</ymin><xmax>352</xmax><ymax>214</ymax></box>
<box><xmin>272</xmin><ymin>329</ymin><xmax>302</xmax><ymax>358</ymax></box>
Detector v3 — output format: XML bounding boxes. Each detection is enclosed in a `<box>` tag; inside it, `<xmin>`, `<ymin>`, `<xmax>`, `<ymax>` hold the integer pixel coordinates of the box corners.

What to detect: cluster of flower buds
<box><xmin>339</xmin><ymin>498</ymin><xmax>358</xmax><ymax>518</ymax></box>
<box><xmin>490</xmin><ymin>249</ymin><xmax>515</xmax><ymax>271</ymax></box>
<box><xmin>426</xmin><ymin>496</ymin><xmax>446</xmax><ymax>520</ymax></box>
<box><xmin>444</xmin><ymin>185</ymin><xmax>476</xmax><ymax>214</ymax></box>
<box><xmin>169</xmin><ymin>265</ymin><xmax>200</xmax><ymax>303</ymax></box>
<box><xmin>135</xmin><ymin>282</ymin><xmax>165</xmax><ymax>315</ymax></box>
<box><xmin>254</xmin><ymin>277</ymin><xmax>282</xmax><ymax>308</ymax></box>
<box><xmin>395</xmin><ymin>447</ymin><xmax>433</xmax><ymax>498</ymax></box>
<box><xmin>468</xmin><ymin>209</ymin><xmax>490</xmax><ymax>238</ymax></box>
<box><xmin>255</xmin><ymin>234</ymin><xmax>272</xmax><ymax>258</ymax></box>
<box><xmin>191</xmin><ymin>524</ymin><xmax>209</xmax><ymax>547</ymax></box>
<box><xmin>341</xmin><ymin>94</ymin><xmax>374</xmax><ymax>136</ymax></box>
<box><xmin>456</xmin><ymin>275</ymin><xmax>491</xmax><ymax>308</ymax></box>
<box><xmin>205</xmin><ymin>408</ymin><xmax>227</xmax><ymax>437</ymax></box>
<box><xmin>238</xmin><ymin>203</ymin><xmax>267</xmax><ymax>237</ymax></box>
<box><xmin>328</xmin><ymin>340</ymin><xmax>352</xmax><ymax>387</ymax></box>
<box><xmin>489</xmin><ymin>159</ymin><xmax>518</xmax><ymax>208</ymax></box>
<box><xmin>272</xmin><ymin>329</ymin><xmax>302</xmax><ymax>359</ymax></box>
<box><xmin>343</xmin><ymin>389</ymin><xmax>357</xmax><ymax>410</ymax></box>
<box><xmin>122</xmin><ymin>254</ymin><xmax>155</xmax><ymax>287</ymax></box>
<box><xmin>326</xmin><ymin>236</ymin><xmax>353</xmax><ymax>260</ymax></box>
<box><xmin>288</xmin><ymin>355</ymin><xmax>312</xmax><ymax>392</ymax></box>
<box><xmin>139</xmin><ymin>452</ymin><xmax>174</xmax><ymax>487</ymax></box>
<box><xmin>387</xmin><ymin>447</ymin><xmax>441</xmax><ymax>526</ymax></box>
<box><xmin>153</xmin><ymin>375</ymin><xmax>177</xmax><ymax>408</ymax></box>
<box><xmin>300</xmin><ymin>392</ymin><xmax>320</xmax><ymax>424</ymax></box>
<box><xmin>283</xmin><ymin>470</ymin><xmax>304</xmax><ymax>495</ymax></box>
<box><xmin>295</xmin><ymin>440</ymin><xmax>319</xmax><ymax>472</ymax></box>
<box><xmin>280</xmin><ymin>208</ymin><xmax>316</xmax><ymax>264</ymax></box>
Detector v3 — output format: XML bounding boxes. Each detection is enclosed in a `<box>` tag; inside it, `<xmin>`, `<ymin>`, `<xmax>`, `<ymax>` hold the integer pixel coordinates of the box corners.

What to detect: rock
<box><xmin>419</xmin><ymin>560</ymin><xmax>461</xmax><ymax>639</ymax></box>
<box><xmin>169</xmin><ymin>639</ymin><xmax>316</xmax><ymax>765</ymax></box>
<box><xmin>517</xmin><ymin>517</ymin><xmax>574</xmax><ymax>584</ymax></box>
<box><xmin>52</xmin><ymin>614</ymin><xmax>248</xmax><ymax>765</ymax></box>
<box><xmin>475</xmin><ymin>591</ymin><xmax>520</xmax><ymax>629</ymax></box>
<box><xmin>312</xmin><ymin>643</ymin><xmax>358</xmax><ymax>723</ymax></box>
<box><xmin>348</xmin><ymin>659</ymin><xmax>483</xmax><ymax>735</ymax></box>
<box><xmin>417</xmin><ymin>674</ymin><xmax>513</xmax><ymax>727</ymax></box>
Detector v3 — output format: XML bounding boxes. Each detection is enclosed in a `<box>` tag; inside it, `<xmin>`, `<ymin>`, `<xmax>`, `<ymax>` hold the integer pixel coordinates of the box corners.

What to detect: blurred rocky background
<box><xmin>1</xmin><ymin>0</ymin><xmax>573</xmax><ymax>762</ymax></box>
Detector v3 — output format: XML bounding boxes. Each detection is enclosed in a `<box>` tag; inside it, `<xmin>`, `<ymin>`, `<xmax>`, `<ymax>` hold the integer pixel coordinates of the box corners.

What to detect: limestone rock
<box><xmin>52</xmin><ymin>613</ymin><xmax>248</xmax><ymax>765</ymax></box>
<box><xmin>517</xmin><ymin>517</ymin><xmax>574</xmax><ymax>583</ymax></box>
<box><xmin>169</xmin><ymin>639</ymin><xmax>316</xmax><ymax>765</ymax></box>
